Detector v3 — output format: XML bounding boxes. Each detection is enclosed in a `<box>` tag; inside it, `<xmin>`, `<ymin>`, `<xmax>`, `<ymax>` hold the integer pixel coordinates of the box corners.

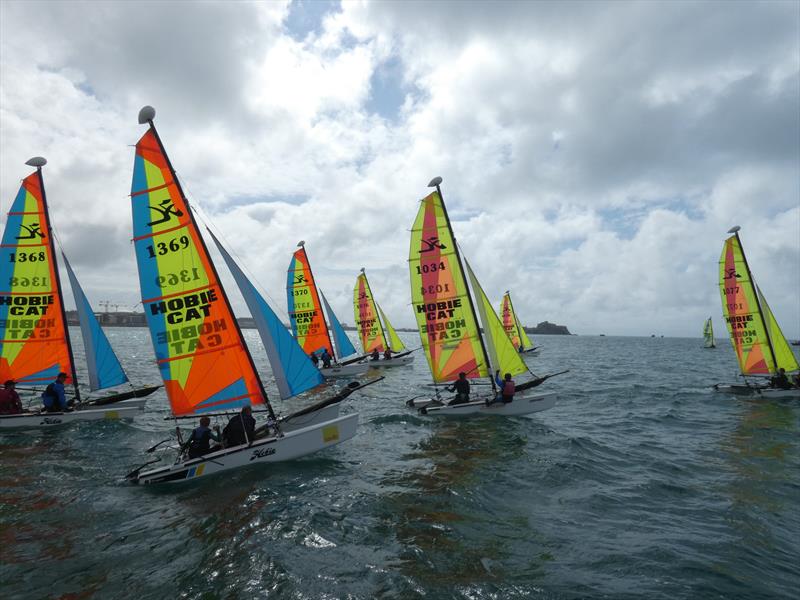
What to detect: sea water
<box><xmin>1</xmin><ymin>329</ymin><xmax>798</xmax><ymax>599</ymax></box>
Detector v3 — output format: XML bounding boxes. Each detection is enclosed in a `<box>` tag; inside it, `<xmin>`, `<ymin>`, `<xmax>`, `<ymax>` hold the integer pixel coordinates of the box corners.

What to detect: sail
<box><xmin>409</xmin><ymin>190</ymin><xmax>487</xmax><ymax>382</ymax></box>
<box><xmin>378</xmin><ymin>304</ymin><xmax>406</xmax><ymax>352</ymax></box>
<box><xmin>517</xmin><ymin>316</ymin><xmax>534</xmax><ymax>349</ymax></box>
<box><xmin>131</xmin><ymin>128</ymin><xmax>266</xmax><ymax>416</ymax></box>
<box><xmin>718</xmin><ymin>234</ymin><xmax>775</xmax><ymax>376</ymax></box>
<box><xmin>62</xmin><ymin>253</ymin><xmax>128</xmax><ymax>390</ymax></box>
<box><xmin>499</xmin><ymin>293</ymin><xmax>522</xmax><ymax>350</ymax></box>
<box><xmin>0</xmin><ymin>169</ymin><xmax>75</xmax><ymax>387</ymax></box>
<box><xmin>354</xmin><ymin>272</ymin><xmax>386</xmax><ymax>353</ymax></box>
<box><xmin>466</xmin><ymin>261</ymin><xmax>527</xmax><ymax>377</ymax></box>
<box><xmin>321</xmin><ymin>291</ymin><xmax>357</xmax><ymax>358</ymax></box>
<box><xmin>703</xmin><ymin>317</ymin><xmax>715</xmax><ymax>349</ymax></box>
<box><xmin>757</xmin><ymin>287</ymin><xmax>799</xmax><ymax>373</ymax></box>
<box><xmin>287</xmin><ymin>247</ymin><xmax>334</xmax><ymax>358</ymax></box>
<box><xmin>210</xmin><ymin>232</ymin><xmax>324</xmax><ymax>400</ymax></box>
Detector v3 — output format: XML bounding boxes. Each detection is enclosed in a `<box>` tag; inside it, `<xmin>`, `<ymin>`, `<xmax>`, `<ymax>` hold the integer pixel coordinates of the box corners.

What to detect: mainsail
<box><xmin>130</xmin><ymin>120</ymin><xmax>268</xmax><ymax>416</ymax></box>
<box><xmin>287</xmin><ymin>244</ymin><xmax>335</xmax><ymax>358</ymax></box>
<box><xmin>703</xmin><ymin>317</ymin><xmax>715</xmax><ymax>349</ymax></box>
<box><xmin>409</xmin><ymin>185</ymin><xmax>489</xmax><ymax>382</ymax></box>
<box><xmin>354</xmin><ymin>271</ymin><xmax>387</xmax><ymax>353</ymax></box>
<box><xmin>718</xmin><ymin>228</ymin><xmax>797</xmax><ymax>376</ymax></box>
<box><xmin>466</xmin><ymin>261</ymin><xmax>527</xmax><ymax>377</ymax></box>
<box><xmin>0</xmin><ymin>160</ymin><xmax>78</xmax><ymax>394</ymax></box>
<box><xmin>209</xmin><ymin>231</ymin><xmax>324</xmax><ymax>400</ymax></box>
<box><xmin>62</xmin><ymin>253</ymin><xmax>129</xmax><ymax>390</ymax></box>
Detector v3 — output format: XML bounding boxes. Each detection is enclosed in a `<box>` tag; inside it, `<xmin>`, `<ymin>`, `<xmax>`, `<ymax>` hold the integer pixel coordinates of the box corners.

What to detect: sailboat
<box><xmin>499</xmin><ymin>291</ymin><xmax>540</xmax><ymax>355</ymax></box>
<box><xmin>714</xmin><ymin>226</ymin><xmax>799</xmax><ymax>398</ymax></box>
<box><xmin>407</xmin><ymin>177</ymin><xmax>561</xmax><ymax>416</ymax></box>
<box><xmin>353</xmin><ymin>268</ymin><xmax>414</xmax><ymax>367</ymax></box>
<box><xmin>125</xmin><ymin>106</ymin><xmax>358</xmax><ymax>484</ymax></box>
<box><xmin>287</xmin><ymin>242</ymin><xmax>369</xmax><ymax>377</ymax></box>
<box><xmin>0</xmin><ymin>158</ymin><xmax>159</xmax><ymax>429</ymax></box>
<box><xmin>703</xmin><ymin>317</ymin><xmax>716</xmax><ymax>348</ymax></box>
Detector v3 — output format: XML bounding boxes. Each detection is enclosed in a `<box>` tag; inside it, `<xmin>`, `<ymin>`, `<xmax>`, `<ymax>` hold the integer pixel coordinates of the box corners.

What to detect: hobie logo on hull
<box><xmin>40</xmin><ymin>417</ymin><xmax>62</xmax><ymax>424</ymax></box>
<box><xmin>250</xmin><ymin>447</ymin><xmax>276</xmax><ymax>461</ymax></box>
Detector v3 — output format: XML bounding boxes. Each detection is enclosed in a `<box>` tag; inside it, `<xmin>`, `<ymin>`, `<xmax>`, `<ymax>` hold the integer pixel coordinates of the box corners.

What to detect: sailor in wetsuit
<box><xmin>223</xmin><ymin>405</ymin><xmax>256</xmax><ymax>447</ymax></box>
<box><xmin>183</xmin><ymin>416</ymin><xmax>221</xmax><ymax>459</ymax></box>
<box><xmin>447</xmin><ymin>372</ymin><xmax>471</xmax><ymax>405</ymax></box>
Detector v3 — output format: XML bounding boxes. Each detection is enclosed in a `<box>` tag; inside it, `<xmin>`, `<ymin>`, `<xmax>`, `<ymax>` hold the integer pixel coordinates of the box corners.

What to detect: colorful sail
<box><xmin>62</xmin><ymin>253</ymin><xmax>128</xmax><ymax>390</ymax></box>
<box><xmin>466</xmin><ymin>261</ymin><xmax>527</xmax><ymax>377</ymax></box>
<box><xmin>499</xmin><ymin>293</ymin><xmax>522</xmax><ymax>349</ymax></box>
<box><xmin>719</xmin><ymin>233</ymin><xmax>775</xmax><ymax>376</ymax></box>
<box><xmin>703</xmin><ymin>317</ymin><xmax>715</xmax><ymax>349</ymax></box>
<box><xmin>378</xmin><ymin>304</ymin><xmax>406</xmax><ymax>352</ymax></box>
<box><xmin>518</xmin><ymin>317</ymin><xmax>534</xmax><ymax>350</ymax></box>
<box><xmin>0</xmin><ymin>165</ymin><xmax>76</xmax><ymax>388</ymax></box>
<box><xmin>321</xmin><ymin>291</ymin><xmax>357</xmax><ymax>358</ymax></box>
<box><xmin>354</xmin><ymin>271</ymin><xmax>387</xmax><ymax>353</ymax></box>
<box><xmin>409</xmin><ymin>190</ymin><xmax>487</xmax><ymax>382</ymax></box>
<box><xmin>287</xmin><ymin>245</ymin><xmax>334</xmax><ymax>358</ymax></box>
<box><xmin>131</xmin><ymin>127</ymin><xmax>266</xmax><ymax>416</ymax></box>
<box><xmin>210</xmin><ymin>231</ymin><xmax>324</xmax><ymax>400</ymax></box>
<box><xmin>757</xmin><ymin>287</ymin><xmax>799</xmax><ymax>373</ymax></box>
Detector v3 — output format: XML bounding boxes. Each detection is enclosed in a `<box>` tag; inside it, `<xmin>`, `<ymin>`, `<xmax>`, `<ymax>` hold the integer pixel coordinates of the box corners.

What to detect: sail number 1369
<box><xmin>146</xmin><ymin>235</ymin><xmax>190</xmax><ymax>258</ymax></box>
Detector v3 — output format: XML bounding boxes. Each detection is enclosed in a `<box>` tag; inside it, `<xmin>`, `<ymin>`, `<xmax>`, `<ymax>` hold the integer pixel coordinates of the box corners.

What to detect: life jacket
<box><xmin>42</xmin><ymin>383</ymin><xmax>58</xmax><ymax>407</ymax></box>
<box><xmin>502</xmin><ymin>380</ymin><xmax>516</xmax><ymax>396</ymax></box>
<box><xmin>189</xmin><ymin>427</ymin><xmax>212</xmax><ymax>452</ymax></box>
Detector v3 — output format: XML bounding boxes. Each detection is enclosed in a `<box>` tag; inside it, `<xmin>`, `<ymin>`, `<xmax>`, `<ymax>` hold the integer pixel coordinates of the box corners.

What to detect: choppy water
<box><xmin>1</xmin><ymin>329</ymin><xmax>799</xmax><ymax>599</ymax></box>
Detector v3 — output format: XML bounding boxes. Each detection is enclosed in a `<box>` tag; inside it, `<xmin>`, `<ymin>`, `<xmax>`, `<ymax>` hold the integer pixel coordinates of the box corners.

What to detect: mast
<box><xmin>360</xmin><ymin>267</ymin><xmax>389</xmax><ymax>350</ymax></box>
<box><xmin>728</xmin><ymin>226</ymin><xmax>779</xmax><ymax>373</ymax></box>
<box><xmin>429</xmin><ymin>177</ymin><xmax>495</xmax><ymax>391</ymax></box>
<box><xmin>30</xmin><ymin>158</ymin><xmax>81</xmax><ymax>401</ymax></box>
<box><xmin>504</xmin><ymin>290</ymin><xmax>525</xmax><ymax>347</ymax></box>
<box><xmin>138</xmin><ymin>107</ymin><xmax>276</xmax><ymax>421</ymax></box>
<box><xmin>297</xmin><ymin>242</ymin><xmax>336</xmax><ymax>359</ymax></box>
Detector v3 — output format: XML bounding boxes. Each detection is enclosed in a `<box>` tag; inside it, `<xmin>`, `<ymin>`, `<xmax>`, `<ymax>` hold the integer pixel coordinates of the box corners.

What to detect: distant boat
<box><xmin>713</xmin><ymin>226</ymin><xmax>798</xmax><ymax>398</ymax></box>
<box><xmin>353</xmin><ymin>268</ymin><xmax>414</xmax><ymax>368</ymax></box>
<box><xmin>703</xmin><ymin>317</ymin><xmax>716</xmax><ymax>348</ymax></box>
<box><xmin>498</xmin><ymin>291</ymin><xmax>540</xmax><ymax>355</ymax></box>
<box><xmin>1</xmin><ymin>158</ymin><xmax>158</xmax><ymax>430</ymax></box>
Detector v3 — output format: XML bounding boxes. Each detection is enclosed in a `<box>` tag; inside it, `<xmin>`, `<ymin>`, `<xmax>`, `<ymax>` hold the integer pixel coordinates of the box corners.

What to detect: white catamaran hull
<box><xmin>0</xmin><ymin>405</ymin><xmax>144</xmax><ymax>429</ymax></box>
<box><xmin>279</xmin><ymin>402</ymin><xmax>341</xmax><ymax>433</ymax></box>
<box><xmin>416</xmin><ymin>391</ymin><xmax>557</xmax><ymax>417</ymax></box>
<box><xmin>714</xmin><ymin>384</ymin><xmax>799</xmax><ymax>399</ymax></box>
<box><xmin>130</xmin><ymin>413</ymin><xmax>358</xmax><ymax>485</ymax></box>
<box><xmin>363</xmin><ymin>355</ymin><xmax>414</xmax><ymax>368</ymax></box>
<box><xmin>320</xmin><ymin>362</ymin><xmax>371</xmax><ymax>378</ymax></box>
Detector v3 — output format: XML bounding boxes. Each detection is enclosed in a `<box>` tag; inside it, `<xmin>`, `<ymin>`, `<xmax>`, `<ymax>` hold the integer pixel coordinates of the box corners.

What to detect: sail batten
<box><xmin>0</xmin><ymin>167</ymin><xmax>76</xmax><ymax>392</ymax></box>
<box><xmin>409</xmin><ymin>190</ymin><xmax>489</xmax><ymax>382</ymax></box>
<box><xmin>131</xmin><ymin>126</ymin><xmax>268</xmax><ymax>417</ymax></box>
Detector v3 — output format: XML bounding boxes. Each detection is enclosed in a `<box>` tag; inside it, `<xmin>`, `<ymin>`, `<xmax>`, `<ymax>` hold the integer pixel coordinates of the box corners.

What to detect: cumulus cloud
<box><xmin>1</xmin><ymin>0</ymin><xmax>798</xmax><ymax>339</ymax></box>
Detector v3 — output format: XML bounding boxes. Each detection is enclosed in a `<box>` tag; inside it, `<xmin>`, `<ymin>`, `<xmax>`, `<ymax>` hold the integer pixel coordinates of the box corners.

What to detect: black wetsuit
<box><xmin>449</xmin><ymin>378</ymin><xmax>471</xmax><ymax>405</ymax></box>
<box><xmin>223</xmin><ymin>413</ymin><xmax>256</xmax><ymax>447</ymax></box>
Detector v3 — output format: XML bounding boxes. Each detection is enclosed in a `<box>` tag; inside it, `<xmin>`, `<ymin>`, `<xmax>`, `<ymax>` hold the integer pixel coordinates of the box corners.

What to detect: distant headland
<box><xmin>524</xmin><ymin>321</ymin><xmax>571</xmax><ymax>335</ymax></box>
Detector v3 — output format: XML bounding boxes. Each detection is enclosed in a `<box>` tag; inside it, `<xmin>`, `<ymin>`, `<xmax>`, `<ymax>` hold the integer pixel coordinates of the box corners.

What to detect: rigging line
<box><xmin>175</xmin><ymin>171</ymin><xmax>294</xmax><ymax>323</ymax></box>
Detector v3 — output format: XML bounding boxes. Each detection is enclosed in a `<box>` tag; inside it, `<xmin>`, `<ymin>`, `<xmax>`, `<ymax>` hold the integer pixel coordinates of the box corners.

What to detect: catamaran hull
<box><xmin>320</xmin><ymin>362</ymin><xmax>371</xmax><ymax>377</ymax></box>
<box><xmin>522</xmin><ymin>348</ymin><xmax>541</xmax><ymax>356</ymax></box>
<box><xmin>363</xmin><ymin>355</ymin><xmax>414</xmax><ymax>368</ymax></box>
<box><xmin>714</xmin><ymin>384</ymin><xmax>799</xmax><ymax>399</ymax></box>
<box><xmin>0</xmin><ymin>405</ymin><xmax>144</xmax><ymax>429</ymax></box>
<box><xmin>279</xmin><ymin>402</ymin><xmax>341</xmax><ymax>433</ymax></box>
<box><xmin>130</xmin><ymin>413</ymin><xmax>358</xmax><ymax>485</ymax></box>
<box><xmin>416</xmin><ymin>392</ymin><xmax>557</xmax><ymax>417</ymax></box>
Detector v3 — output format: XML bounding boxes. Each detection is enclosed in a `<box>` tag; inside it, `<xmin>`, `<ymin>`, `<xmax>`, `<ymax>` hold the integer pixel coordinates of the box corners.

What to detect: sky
<box><xmin>0</xmin><ymin>0</ymin><xmax>798</xmax><ymax>338</ymax></box>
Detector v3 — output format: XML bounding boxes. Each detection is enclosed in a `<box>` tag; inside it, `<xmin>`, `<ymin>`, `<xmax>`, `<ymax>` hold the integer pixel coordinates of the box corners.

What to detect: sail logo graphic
<box><xmin>147</xmin><ymin>199</ymin><xmax>184</xmax><ymax>227</ymax></box>
<box><xmin>419</xmin><ymin>237</ymin><xmax>446</xmax><ymax>253</ymax></box>
<box><xmin>724</xmin><ymin>268</ymin><xmax>741</xmax><ymax>280</ymax></box>
<box><xmin>294</xmin><ymin>274</ymin><xmax>307</xmax><ymax>284</ymax></box>
<box><xmin>15</xmin><ymin>223</ymin><xmax>45</xmax><ymax>240</ymax></box>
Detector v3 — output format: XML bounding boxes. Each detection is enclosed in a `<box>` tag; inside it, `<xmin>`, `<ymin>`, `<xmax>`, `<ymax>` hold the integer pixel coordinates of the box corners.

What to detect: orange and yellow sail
<box><xmin>0</xmin><ymin>165</ymin><xmax>75</xmax><ymax>387</ymax></box>
<box><xmin>131</xmin><ymin>127</ymin><xmax>266</xmax><ymax>416</ymax></box>
<box><xmin>354</xmin><ymin>272</ymin><xmax>387</xmax><ymax>353</ymax></box>
<box><xmin>718</xmin><ymin>232</ymin><xmax>798</xmax><ymax>376</ymax></box>
<box><xmin>409</xmin><ymin>190</ymin><xmax>487</xmax><ymax>382</ymax></box>
<box><xmin>287</xmin><ymin>245</ymin><xmax>334</xmax><ymax>357</ymax></box>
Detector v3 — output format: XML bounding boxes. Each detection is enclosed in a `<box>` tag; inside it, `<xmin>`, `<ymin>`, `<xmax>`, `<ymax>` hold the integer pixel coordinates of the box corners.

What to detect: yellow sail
<box><xmin>466</xmin><ymin>260</ymin><xmax>527</xmax><ymax>377</ymax></box>
<box><xmin>354</xmin><ymin>272</ymin><xmax>387</xmax><ymax>353</ymax></box>
<box><xmin>409</xmin><ymin>190</ymin><xmax>488</xmax><ymax>382</ymax></box>
<box><xmin>518</xmin><ymin>317</ymin><xmax>534</xmax><ymax>349</ymax></box>
<box><xmin>758</xmin><ymin>287</ymin><xmax>799</xmax><ymax>373</ymax></box>
<box><xmin>378</xmin><ymin>304</ymin><xmax>406</xmax><ymax>352</ymax></box>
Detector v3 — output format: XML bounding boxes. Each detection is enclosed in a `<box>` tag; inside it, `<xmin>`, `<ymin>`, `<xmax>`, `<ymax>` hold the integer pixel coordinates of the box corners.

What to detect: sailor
<box><xmin>183</xmin><ymin>416</ymin><xmax>221</xmax><ymax>459</ymax></box>
<box><xmin>41</xmin><ymin>372</ymin><xmax>70</xmax><ymax>412</ymax></box>
<box><xmin>447</xmin><ymin>372</ymin><xmax>471</xmax><ymax>405</ymax></box>
<box><xmin>770</xmin><ymin>368</ymin><xmax>792</xmax><ymax>390</ymax></box>
<box><xmin>383</xmin><ymin>348</ymin><xmax>393</xmax><ymax>360</ymax></box>
<box><xmin>320</xmin><ymin>348</ymin><xmax>333</xmax><ymax>369</ymax></box>
<box><xmin>0</xmin><ymin>380</ymin><xmax>23</xmax><ymax>415</ymax></box>
<box><xmin>495</xmin><ymin>370</ymin><xmax>516</xmax><ymax>403</ymax></box>
<box><xmin>371</xmin><ymin>348</ymin><xmax>380</xmax><ymax>361</ymax></box>
<box><xmin>310</xmin><ymin>352</ymin><xmax>320</xmax><ymax>368</ymax></box>
<box><xmin>223</xmin><ymin>405</ymin><xmax>256</xmax><ymax>447</ymax></box>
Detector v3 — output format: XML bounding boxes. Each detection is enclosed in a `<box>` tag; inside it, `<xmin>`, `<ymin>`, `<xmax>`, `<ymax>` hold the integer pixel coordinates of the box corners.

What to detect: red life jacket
<box><xmin>502</xmin><ymin>380</ymin><xmax>515</xmax><ymax>396</ymax></box>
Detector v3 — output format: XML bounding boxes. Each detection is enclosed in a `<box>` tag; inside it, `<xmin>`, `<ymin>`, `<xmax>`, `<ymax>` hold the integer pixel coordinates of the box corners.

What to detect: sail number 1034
<box><xmin>416</xmin><ymin>262</ymin><xmax>446</xmax><ymax>274</ymax></box>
